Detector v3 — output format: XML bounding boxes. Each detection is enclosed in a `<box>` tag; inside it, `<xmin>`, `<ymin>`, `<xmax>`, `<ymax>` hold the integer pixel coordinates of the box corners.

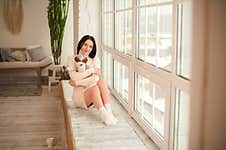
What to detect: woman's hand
<box><xmin>94</xmin><ymin>68</ymin><xmax>101</xmax><ymax>76</ymax></box>
<box><xmin>68</xmin><ymin>79</ymin><xmax>76</xmax><ymax>87</ymax></box>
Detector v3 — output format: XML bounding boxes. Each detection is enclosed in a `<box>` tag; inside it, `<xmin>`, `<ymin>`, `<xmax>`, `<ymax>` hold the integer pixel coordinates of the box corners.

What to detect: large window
<box><xmin>101</xmin><ymin>0</ymin><xmax>192</xmax><ymax>149</ymax></box>
<box><xmin>102</xmin><ymin>0</ymin><xmax>114</xmax><ymax>47</ymax></box>
<box><xmin>113</xmin><ymin>60</ymin><xmax>129</xmax><ymax>103</ymax></box>
<box><xmin>137</xmin><ymin>1</ymin><xmax>173</xmax><ymax>71</ymax></box>
<box><xmin>115</xmin><ymin>0</ymin><xmax>133</xmax><ymax>55</ymax></box>
<box><xmin>173</xmin><ymin>89</ymin><xmax>190</xmax><ymax>150</ymax></box>
<box><xmin>135</xmin><ymin>74</ymin><xmax>166</xmax><ymax>137</ymax></box>
<box><xmin>102</xmin><ymin>50</ymin><xmax>113</xmax><ymax>88</ymax></box>
<box><xmin>115</xmin><ymin>10</ymin><xmax>132</xmax><ymax>55</ymax></box>
<box><xmin>176</xmin><ymin>1</ymin><xmax>192</xmax><ymax>79</ymax></box>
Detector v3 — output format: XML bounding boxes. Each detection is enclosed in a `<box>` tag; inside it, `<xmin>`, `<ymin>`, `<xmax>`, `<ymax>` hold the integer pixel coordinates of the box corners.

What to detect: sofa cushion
<box><xmin>26</xmin><ymin>45</ymin><xmax>47</xmax><ymax>61</ymax></box>
<box><xmin>0</xmin><ymin>48</ymin><xmax>16</xmax><ymax>62</ymax></box>
<box><xmin>10</xmin><ymin>50</ymin><xmax>26</xmax><ymax>62</ymax></box>
<box><xmin>0</xmin><ymin>55</ymin><xmax>53</xmax><ymax>69</ymax></box>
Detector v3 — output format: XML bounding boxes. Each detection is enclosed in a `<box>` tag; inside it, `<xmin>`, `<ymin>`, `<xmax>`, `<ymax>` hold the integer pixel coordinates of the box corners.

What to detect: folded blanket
<box><xmin>0</xmin><ymin>48</ymin><xmax>16</xmax><ymax>62</ymax></box>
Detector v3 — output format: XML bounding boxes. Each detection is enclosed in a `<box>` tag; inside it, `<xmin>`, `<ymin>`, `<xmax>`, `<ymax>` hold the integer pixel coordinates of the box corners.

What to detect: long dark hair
<box><xmin>77</xmin><ymin>35</ymin><xmax>97</xmax><ymax>58</ymax></box>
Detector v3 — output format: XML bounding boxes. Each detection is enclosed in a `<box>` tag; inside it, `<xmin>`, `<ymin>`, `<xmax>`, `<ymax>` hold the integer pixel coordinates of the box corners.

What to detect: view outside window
<box><xmin>113</xmin><ymin>60</ymin><xmax>129</xmax><ymax>102</ymax></box>
<box><xmin>102</xmin><ymin>13</ymin><xmax>113</xmax><ymax>47</ymax></box>
<box><xmin>115</xmin><ymin>0</ymin><xmax>132</xmax><ymax>9</ymax></box>
<box><xmin>174</xmin><ymin>89</ymin><xmax>190</xmax><ymax>150</ymax></box>
<box><xmin>135</xmin><ymin>74</ymin><xmax>165</xmax><ymax>137</ymax></box>
<box><xmin>176</xmin><ymin>1</ymin><xmax>192</xmax><ymax>79</ymax></box>
<box><xmin>115</xmin><ymin>10</ymin><xmax>132</xmax><ymax>55</ymax></box>
<box><xmin>115</xmin><ymin>1</ymin><xmax>132</xmax><ymax>55</ymax></box>
<box><xmin>102</xmin><ymin>0</ymin><xmax>113</xmax><ymax>47</ymax></box>
<box><xmin>139</xmin><ymin>0</ymin><xmax>172</xmax><ymax>5</ymax></box>
<box><xmin>102</xmin><ymin>50</ymin><xmax>113</xmax><ymax>88</ymax></box>
<box><xmin>102</xmin><ymin>0</ymin><xmax>113</xmax><ymax>12</ymax></box>
<box><xmin>138</xmin><ymin>7</ymin><xmax>157</xmax><ymax>65</ymax></box>
<box><xmin>137</xmin><ymin>4</ymin><xmax>173</xmax><ymax>71</ymax></box>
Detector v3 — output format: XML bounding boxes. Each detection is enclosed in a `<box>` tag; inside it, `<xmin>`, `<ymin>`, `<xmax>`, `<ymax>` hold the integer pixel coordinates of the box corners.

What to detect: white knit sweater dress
<box><xmin>67</xmin><ymin>55</ymin><xmax>100</xmax><ymax>109</ymax></box>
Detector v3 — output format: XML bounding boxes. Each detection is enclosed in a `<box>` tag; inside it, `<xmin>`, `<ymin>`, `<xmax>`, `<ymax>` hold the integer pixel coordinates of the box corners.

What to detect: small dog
<box><xmin>73</xmin><ymin>55</ymin><xmax>88</xmax><ymax>72</ymax></box>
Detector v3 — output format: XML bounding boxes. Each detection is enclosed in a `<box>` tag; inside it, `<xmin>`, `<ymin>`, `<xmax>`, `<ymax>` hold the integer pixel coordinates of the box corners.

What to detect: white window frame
<box><xmin>100</xmin><ymin>0</ymin><xmax>191</xmax><ymax>149</ymax></box>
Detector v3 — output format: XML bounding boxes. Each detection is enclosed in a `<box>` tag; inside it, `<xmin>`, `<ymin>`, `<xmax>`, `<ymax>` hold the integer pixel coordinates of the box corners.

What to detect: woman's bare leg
<box><xmin>97</xmin><ymin>79</ymin><xmax>118</xmax><ymax>123</ymax></box>
<box><xmin>84</xmin><ymin>85</ymin><xmax>103</xmax><ymax>110</ymax></box>
<box><xmin>97</xmin><ymin>79</ymin><xmax>110</xmax><ymax>105</ymax></box>
<box><xmin>84</xmin><ymin>85</ymin><xmax>116</xmax><ymax>125</ymax></box>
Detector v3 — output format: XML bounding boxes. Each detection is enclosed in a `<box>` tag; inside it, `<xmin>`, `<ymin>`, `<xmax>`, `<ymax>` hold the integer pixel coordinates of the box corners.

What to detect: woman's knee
<box><xmin>85</xmin><ymin>85</ymin><xmax>100</xmax><ymax>98</ymax></box>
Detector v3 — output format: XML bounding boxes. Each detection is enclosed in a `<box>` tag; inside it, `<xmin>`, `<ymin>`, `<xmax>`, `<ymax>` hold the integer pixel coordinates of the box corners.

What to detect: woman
<box><xmin>67</xmin><ymin>35</ymin><xmax>117</xmax><ymax>125</ymax></box>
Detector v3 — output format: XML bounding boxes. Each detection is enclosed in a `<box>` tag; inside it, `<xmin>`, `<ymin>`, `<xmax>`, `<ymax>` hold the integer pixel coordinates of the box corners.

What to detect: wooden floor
<box><xmin>0</xmin><ymin>87</ymin><xmax>67</xmax><ymax>150</ymax></box>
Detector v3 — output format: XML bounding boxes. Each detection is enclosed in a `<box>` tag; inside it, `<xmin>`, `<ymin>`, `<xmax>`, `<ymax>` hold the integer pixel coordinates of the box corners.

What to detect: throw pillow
<box><xmin>24</xmin><ymin>50</ymin><xmax>31</xmax><ymax>61</ymax></box>
<box><xmin>26</xmin><ymin>45</ymin><xmax>47</xmax><ymax>61</ymax></box>
<box><xmin>9</xmin><ymin>50</ymin><xmax>26</xmax><ymax>62</ymax></box>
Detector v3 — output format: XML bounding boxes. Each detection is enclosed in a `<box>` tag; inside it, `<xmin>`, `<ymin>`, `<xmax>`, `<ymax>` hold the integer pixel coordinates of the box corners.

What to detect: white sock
<box><xmin>105</xmin><ymin>103</ymin><xmax>112</xmax><ymax>114</ymax></box>
<box><xmin>105</xmin><ymin>104</ymin><xmax>118</xmax><ymax>123</ymax></box>
<box><xmin>99</xmin><ymin>107</ymin><xmax>116</xmax><ymax>125</ymax></box>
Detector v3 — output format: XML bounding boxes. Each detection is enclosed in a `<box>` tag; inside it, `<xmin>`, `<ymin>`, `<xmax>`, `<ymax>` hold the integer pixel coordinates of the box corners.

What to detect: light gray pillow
<box><xmin>10</xmin><ymin>50</ymin><xmax>26</xmax><ymax>62</ymax></box>
<box><xmin>26</xmin><ymin>46</ymin><xmax>47</xmax><ymax>61</ymax></box>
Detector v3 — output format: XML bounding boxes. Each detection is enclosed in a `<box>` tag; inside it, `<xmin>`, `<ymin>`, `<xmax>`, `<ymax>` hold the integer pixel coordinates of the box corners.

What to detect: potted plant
<box><xmin>47</xmin><ymin>0</ymin><xmax>70</xmax><ymax>65</ymax></box>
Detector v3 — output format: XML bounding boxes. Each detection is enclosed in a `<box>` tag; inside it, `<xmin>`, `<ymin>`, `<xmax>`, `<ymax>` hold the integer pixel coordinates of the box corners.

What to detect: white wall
<box><xmin>62</xmin><ymin>0</ymin><xmax>74</xmax><ymax>65</ymax></box>
<box><xmin>0</xmin><ymin>0</ymin><xmax>51</xmax><ymax>55</ymax></box>
<box><xmin>0</xmin><ymin>0</ymin><xmax>73</xmax><ymax>73</ymax></box>
<box><xmin>76</xmin><ymin>0</ymin><xmax>100</xmax><ymax>55</ymax></box>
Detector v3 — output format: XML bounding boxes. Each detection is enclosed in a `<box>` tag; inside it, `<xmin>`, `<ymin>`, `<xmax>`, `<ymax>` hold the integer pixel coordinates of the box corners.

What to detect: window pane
<box><xmin>102</xmin><ymin>50</ymin><xmax>113</xmax><ymax>88</ymax></box>
<box><xmin>139</xmin><ymin>0</ymin><xmax>172</xmax><ymax>5</ymax></box>
<box><xmin>135</xmin><ymin>74</ymin><xmax>165</xmax><ymax>137</ymax></box>
<box><xmin>115</xmin><ymin>0</ymin><xmax>132</xmax><ymax>10</ymax></box>
<box><xmin>174</xmin><ymin>89</ymin><xmax>190</xmax><ymax>150</ymax></box>
<box><xmin>115</xmin><ymin>10</ymin><xmax>132</xmax><ymax>55</ymax></box>
<box><xmin>115</xmin><ymin>11</ymin><xmax>124</xmax><ymax>52</ymax></box>
<box><xmin>158</xmin><ymin>0</ymin><xmax>172</xmax><ymax>3</ymax></box>
<box><xmin>113</xmin><ymin>60</ymin><xmax>129</xmax><ymax>102</ymax></box>
<box><xmin>139</xmin><ymin>0</ymin><xmax>156</xmax><ymax>5</ymax></box>
<box><xmin>138</xmin><ymin>7</ymin><xmax>157</xmax><ymax>65</ymax></box>
<box><xmin>177</xmin><ymin>2</ymin><xmax>192</xmax><ymax>79</ymax></box>
<box><xmin>102</xmin><ymin>0</ymin><xmax>113</xmax><ymax>12</ymax></box>
<box><xmin>102</xmin><ymin>13</ymin><xmax>113</xmax><ymax>47</ymax></box>
<box><xmin>153</xmin><ymin>84</ymin><xmax>165</xmax><ymax>136</ymax></box>
<box><xmin>158</xmin><ymin>5</ymin><xmax>173</xmax><ymax>71</ymax></box>
<box><xmin>137</xmin><ymin>5</ymin><xmax>172</xmax><ymax>71</ymax></box>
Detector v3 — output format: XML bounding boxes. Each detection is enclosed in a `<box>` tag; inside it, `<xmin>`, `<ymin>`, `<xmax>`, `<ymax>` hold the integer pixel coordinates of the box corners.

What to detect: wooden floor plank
<box><xmin>0</xmin><ymin>86</ymin><xmax>67</xmax><ymax>150</ymax></box>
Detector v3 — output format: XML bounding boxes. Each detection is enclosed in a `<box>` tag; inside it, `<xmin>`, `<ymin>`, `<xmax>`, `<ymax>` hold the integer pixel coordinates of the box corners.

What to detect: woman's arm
<box><xmin>68</xmin><ymin>68</ymin><xmax>95</xmax><ymax>81</ymax></box>
<box><xmin>68</xmin><ymin>79</ymin><xmax>76</xmax><ymax>87</ymax></box>
<box><xmin>93</xmin><ymin>68</ymin><xmax>101</xmax><ymax>76</ymax></box>
<box><xmin>68</xmin><ymin>73</ymin><xmax>99</xmax><ymax>88</ymax></box>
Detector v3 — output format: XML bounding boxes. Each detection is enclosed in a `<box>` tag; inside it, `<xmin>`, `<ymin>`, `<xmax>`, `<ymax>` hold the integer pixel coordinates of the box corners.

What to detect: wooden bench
<box><xmin>59</xmin><ymin>80</ymin><xmax>76</xmax><ymax>150</ymax></box>
<box><xmin>58</xmin><ymin>80</ymin><xmax>156</xmax><ymax>150</ymax></box>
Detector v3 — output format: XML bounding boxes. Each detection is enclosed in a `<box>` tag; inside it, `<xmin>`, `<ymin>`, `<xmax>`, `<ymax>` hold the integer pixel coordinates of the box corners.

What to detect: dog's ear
<box><xmin>74</xmin><ymin>56</ymin><xmax>81</xmax><ymax>62</ymax></box>
<box><xmin>82</xmin><ymin>57</ymin><xmax>88</xmax><ymax>63</ymax></box>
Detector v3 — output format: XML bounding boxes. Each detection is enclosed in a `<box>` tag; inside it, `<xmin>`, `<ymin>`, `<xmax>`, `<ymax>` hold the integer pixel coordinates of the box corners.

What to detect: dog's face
<box><xmin>75</xmin><ymin>61</ymin><xmax>85</xmax><ymax>71</ymax></box>
<box><xmin>74</xmin><ymin>56</ymin><xmax>88</xmax><ymax>72</ymax></box>
<box><xmin>74</xmin><ymin>56</ymin><xmax>88</xmax><ymax>63</ymax></box>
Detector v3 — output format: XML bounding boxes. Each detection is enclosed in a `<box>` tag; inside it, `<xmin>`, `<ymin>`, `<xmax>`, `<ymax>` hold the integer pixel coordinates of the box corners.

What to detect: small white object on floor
<box><xmin>46</xmin><ymin>137</ymin><xmax>56</xmax><ymax>148</ymax></box>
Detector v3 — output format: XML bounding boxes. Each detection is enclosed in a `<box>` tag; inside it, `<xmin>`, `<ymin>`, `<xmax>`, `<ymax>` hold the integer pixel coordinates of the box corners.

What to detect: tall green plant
<box><xmin>47</xmin><ymin>0</ymin><xmax>70</xmax><ymax>65</ymax></box>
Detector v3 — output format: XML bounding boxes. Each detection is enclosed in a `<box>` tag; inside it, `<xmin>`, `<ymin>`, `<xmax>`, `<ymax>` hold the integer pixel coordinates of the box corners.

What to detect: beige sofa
<box><xmin>0</xmin><ymin>47</ymin><xmax>53</xmax><ymax>85</ymax></box>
